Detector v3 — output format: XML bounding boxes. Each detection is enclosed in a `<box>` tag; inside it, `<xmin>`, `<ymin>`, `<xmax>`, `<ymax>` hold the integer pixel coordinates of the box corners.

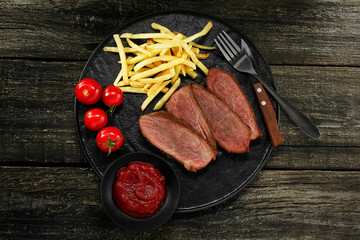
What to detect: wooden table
<box><xmin>1</xmin><ymin>1</ymin><xmax>359</xmax><ymax>239</ymax></box>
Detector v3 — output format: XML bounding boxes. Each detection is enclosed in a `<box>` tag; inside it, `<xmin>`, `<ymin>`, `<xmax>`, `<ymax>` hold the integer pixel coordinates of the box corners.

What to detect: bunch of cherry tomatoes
<box><xmin>75</xmin><ymin>78</ymin><xmax>124</xmax><ymax>156</ymax></box>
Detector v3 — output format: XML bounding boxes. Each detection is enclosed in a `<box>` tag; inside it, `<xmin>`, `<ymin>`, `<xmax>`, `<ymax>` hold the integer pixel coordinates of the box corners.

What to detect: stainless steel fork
<box><xmin>215</xmin><ymin>31</ymin><xmax>321</xmax><ymax>140</ymax></box>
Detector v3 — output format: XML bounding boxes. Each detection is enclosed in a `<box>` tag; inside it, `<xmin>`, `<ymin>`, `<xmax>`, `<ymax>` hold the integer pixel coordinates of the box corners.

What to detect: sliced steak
<box><xmin>206</xmin><ymin>68</ymin><xmax>262</xmax><ymax>141</ymax></box>
<box><xmin>139</xmin><ymin>111</ymin><xmax>216</xmax><ymax>172</ymax></box>
<box><xmin>192</xmin><ymin>83</ymin><xmax>251</xmax><ymax>153</ymax></box>
<box><xmin>165</xmin><ymin>84</ymin><xmax>217</xmax><ymax>150</ymax></box>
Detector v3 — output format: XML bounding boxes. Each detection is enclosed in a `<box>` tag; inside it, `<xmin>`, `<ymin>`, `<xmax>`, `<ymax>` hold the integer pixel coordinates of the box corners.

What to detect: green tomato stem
<box><xmin>98</xmin><ymin>134</ymin><xmax>123</xmax><ymax>157</ymax></box>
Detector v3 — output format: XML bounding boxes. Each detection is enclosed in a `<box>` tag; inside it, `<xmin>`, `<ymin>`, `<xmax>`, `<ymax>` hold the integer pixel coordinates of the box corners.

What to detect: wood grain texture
<box><xmin>0</xmin><ymin>0</ymin><xmax>359</xmax><ymax>66</ymax></box>
<box><xmin>268</xmin><ymin>146</ymin><xmax>360</xmax><ymax>170</ymax></box>
<box><xmin>0</xmin><ymin>59</ymin><xmax>86</xmax><ymax>164</ymax></box>
<box><xmin>0</xmin><ymin>166</ymin><xmax>359</xmax><ymax>239</ymax></box>
<box><xmin>1</xmin><ymin>1</ymin><xmax>359</xmax><ymax>238</ymax></box>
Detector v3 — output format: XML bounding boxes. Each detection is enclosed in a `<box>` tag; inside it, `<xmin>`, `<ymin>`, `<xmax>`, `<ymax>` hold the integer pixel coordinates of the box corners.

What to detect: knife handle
<box><xmin>253</xmin><ymin>83</ymin><xmax>284</xmax><ymax>147</ymax></box>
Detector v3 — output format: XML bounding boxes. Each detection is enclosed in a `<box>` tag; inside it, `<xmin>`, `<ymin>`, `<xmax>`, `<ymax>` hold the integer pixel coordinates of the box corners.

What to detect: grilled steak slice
<box><xmin>139</xmin><ymin>111</ymin><xmax>216</xmax><ymax>172</ymax></box>
<box><xmin>165</xmin><ymin>84</ymin><xmax>217</xmax><ymax>150</ymax></box>
<box><xmin>206</xmin><ymin>68</ymin><xmax>262</xmax><ymax>141</ymax></box>
<box><xmin>192</xmin><ymin>84</ymin><xmax>251</xmax><ymax>153</ymax></box>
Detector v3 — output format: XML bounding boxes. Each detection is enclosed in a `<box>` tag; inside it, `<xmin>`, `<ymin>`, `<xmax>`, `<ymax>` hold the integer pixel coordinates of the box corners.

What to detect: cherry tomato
<box><xmin>84</xmin><ymin>108</ymin><xmax>108</xmax><ymax>131</ymax></box>
<box><xmin>96</xmin><ymin>126</ymin><xmax>124</xmax><ymax>156</ymax></box>
<box><xmin>102</xmin><ymin>86</ymin><xmax>123</xmax><ymax>114</ymax></box>
<box><xmin>75</xmin><ymin>78</ymin><xmax>102</xmax><ymax>105</ymax></box>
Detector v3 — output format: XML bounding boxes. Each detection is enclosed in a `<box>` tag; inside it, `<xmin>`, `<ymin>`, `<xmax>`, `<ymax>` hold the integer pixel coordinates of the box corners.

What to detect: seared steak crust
<box><xmin>206</xmin><ymin>68</ymin><xmax>262</xmax><ymax>140</ymax></box>
<box><xmin>192</xmin><ymin>84</ymin><xmax>251</xmax><ymax>153</ymax></box>
<box><xmin>166</xmin><ymin>84</ymin><xmax>217</xmax><ymax>150</ymax></box>
<box><xmin>139</xmin><ymin>111</ymin><xmax>216</xmax><ymax>172</ymax></box>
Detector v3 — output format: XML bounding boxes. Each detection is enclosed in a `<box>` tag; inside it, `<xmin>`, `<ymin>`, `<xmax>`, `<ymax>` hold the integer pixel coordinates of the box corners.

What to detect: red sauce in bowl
<box><xmin>112</xmin><ymin>162</ymin><xmax>166</xmax><ymax>219</ymax></box>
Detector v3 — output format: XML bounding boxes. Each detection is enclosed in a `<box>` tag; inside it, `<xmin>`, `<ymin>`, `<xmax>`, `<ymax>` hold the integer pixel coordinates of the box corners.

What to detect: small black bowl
<box><xmin>100</xmin><ymin>152</ymin><xmax>180</xmax><ymax>231</ymax></box>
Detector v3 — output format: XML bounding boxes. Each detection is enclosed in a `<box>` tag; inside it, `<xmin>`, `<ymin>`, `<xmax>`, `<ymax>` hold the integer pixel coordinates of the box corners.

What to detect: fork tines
<box><xmin>215</xmin><ymin>31</ymin><xmax>243</xmax><ymax>62</ymax></box>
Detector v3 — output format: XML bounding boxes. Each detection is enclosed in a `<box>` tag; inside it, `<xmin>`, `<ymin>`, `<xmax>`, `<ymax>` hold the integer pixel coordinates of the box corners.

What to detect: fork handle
<box><xmin>251</xmin><ymin>74</ymin><xmax>321</xmax><ymax>139</ymax></box>
<box><xmin>253</xmin><ymin>83</ymin><xmax>284</xmax><ymax>147</ymax></box>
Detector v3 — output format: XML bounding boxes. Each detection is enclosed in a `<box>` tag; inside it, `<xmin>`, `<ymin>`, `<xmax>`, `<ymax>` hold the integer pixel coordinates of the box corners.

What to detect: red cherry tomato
<box><xmin>102</xmin><ymin>86</ymin><xmax>123</xmax><ymax>114</ymax></box>
<box><xmin>75</xmin><ymin>78</ymin><xmax>102</xmax><ymax>105</ymax></box>
<box><xmin>84</xmin><ymin>108</ymin><xmax>108</xmax><ymax>131</ymax></box>
<box><xmin>96</xmin><ymin>126</ymin><xmax>124</xmax><ymax>156</ymax></box>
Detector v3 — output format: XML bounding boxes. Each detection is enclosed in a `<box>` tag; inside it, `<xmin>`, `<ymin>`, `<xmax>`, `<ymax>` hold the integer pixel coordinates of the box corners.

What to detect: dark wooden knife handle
<box><xmin>253</xmin><ymin>83</ymin><xmax>284</xmax><ymax>147</ymax></box>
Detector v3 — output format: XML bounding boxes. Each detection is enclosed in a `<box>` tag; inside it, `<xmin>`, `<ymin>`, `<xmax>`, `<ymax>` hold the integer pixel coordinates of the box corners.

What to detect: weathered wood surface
<box><xmin>1</xmin><ymin>0</ymin><xmax>360</xmax><ymax>239</ymax></box>
<box><xmin>1</xmin><ymin>166</ymin><xmax>359</xmax><ymax>239</ymax></box>
<box><xmin>1</xmin><ymin>0</ymin><xmax>359</xmax><ymax>66</ymax></box>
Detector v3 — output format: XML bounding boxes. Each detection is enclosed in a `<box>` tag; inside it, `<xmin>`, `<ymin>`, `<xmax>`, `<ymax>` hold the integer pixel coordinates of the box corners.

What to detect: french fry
<box><xmin>146</xmin><ymin>39</ymin><xmax>155</xmax><ymax>45</ymax></box>
<box><xmin>152</xmin><ymin>38</ymin><xmax>172</xmax><ymax>43</ymax></box>
<box><xmin>153</xmin><ymin>61</ymin><xmax>162</xmax><ymax>67</ymax></box>
<box><xmin>129</xmin><ymin>67</ymin><xmax>151</xmax><ymax>76</ymax></box>
<box><xmin>191</xmin><ymin>42</ymin><xmax>216</xmax><ymax>50</ymax></box>
<box><xmin>139</xmin><ymin>73</ymin><xmax>174</xmax><ymax>84</ymax></box>
<box><xmin>159</xmin><ymin>48</ymin><xmax>171</xmax><ymax>56</ymax></box>
<box><xmin>103</xmin><ymin>46</ymin><xmax>120</xmax><ymax>53</ymax></box>
<box><xmin>133</xmin><ymin>55</ymin><xmax>195</xmax><ymax>72</ymax></box>
<box><xmin>143</xmin><ymin>84</ymin><xmax>169</xmax><ymax>94</ymax></box>
<box><xmin>154</xmin><ymin>77</ymin><xmax>181</xmax><ymax>110</ymax></box>
<box><xmin>126</xmin><ymin>38</ymin><xmax>153</xmax><ymax>57</ymax></box>
<box><xmin>145</xmin><ymin>63</ymin><xmax>157</xmax><ymax>68</ymax></box>
<box><xmin>175</xmin><ymin>46</ymin><xmax>183</xmax><ymax>57</ymax></box>
<box><xmin>113</xmin><ymin>70</ymin><xmax>123</xmax><ymax>86</ymax></box>
<box><xmin>133</xmin><ymin>55</ymin><xmax>175</xmax><ymax>72</ymax></box>
<box><xmin>127</xmin><ymin>82</ymin><xmax>169</xmax><ymax>93</ymax></box>
<box><xmin>173</xmin><ymin>32</ymin><xmax>186</xmax><ymax>39</ymax></box>
<box><xmin>141</xmin><ymin>80</ymin><xmax>171</xmax><ymax>111</ymax></box>
<box><xmin>151</xmin><ymin>23</ymin><xmax>174</xmax><ymax>35</ymax></box>
<box><xmin>181</xmin><ymin>64</ymin><xmax>186</xmax><ymax>76</ymax></box>
<box><xmin>130</xmin><ymin>58</ymin><xmax>185</xmax><ymax>81</ymax></box>
<box><xmin>120</xmin><ymin>86</ymin><xmax>149</xmax><ymax>93</ymax></box>
<box><xmin>191</xmin><ymin>47</ymin><xmax>200</xmax><ymax>54</ymax></box>
<box><xmin>115</xmin><ymin>80</ymin><xmax>127</xmax><ymax>87</ymax></box>
<box><xmin>171</xmin><ymin>65</ymin><xmax>182</xmax><ymax>84</ymax></box>
<box><xmin>147</xmin><ymin>81</ymin><xmax>163</xmax><ymax>97</ymax></box>
<box><xmin>184</xmin><ymin>21</ymin><xmax>213</xmax><ymax>43</ymax></box>
<box><xmin>146</xmin><ymin>69</ymin><xmax>172</xmax><ymax>95</ymax></box>
<box><xmin>142</xmin><ymin>83</ymin><xmax>152</xmax><ymax>92</ymax></box>
<box><xmin>114</xmin><ymin>57</ymin><xmax>134</xmax><ymax>86</ymax></box>
<box><xmin>113</xmin><ymin>34</ymin><xmax>128</xmax><ymax>84</ymax></box>
<box><xmin>196</xmin><ymin>53</ymin><xmax>210</xmax><ymax>59</ymax></box>
<box><xmin>146</xmin><ymin>41</ymin><xmax>179</xmax><ymax>50</ymax></box>
<box><xmin>169</xmin><ymin>67</ymin><xmax>175</xmax><ymax>76</ymax></box>
<box><xmin>130</xmin><ymin>81</ymin><xmax>146</xmax><ymax>88</ymax></box>
<box><xmin>123</xmin><ymin>54</ymin><xmax>148</xmax><ymax>64</ymax></box>
<box><xmin>128</xmin><ymin>49</ymin><xmax>162</xmax><ymax>64</ymax></box>
<box><xmin>121</xmin><ymin>33</ymin><xmax>174</xmax><ymax>39</ymax></box>
<box><xmin>185</xmin><ymin>67</ymin><xmax>197</xmax><ymax>79</ymax></box>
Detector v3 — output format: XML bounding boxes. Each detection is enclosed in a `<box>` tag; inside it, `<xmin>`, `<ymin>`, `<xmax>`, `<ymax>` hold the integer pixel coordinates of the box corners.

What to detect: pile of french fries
<box><xmin>103</xmin><ymin>21</ymin><xmax>215</xmax><ymax>111</ymax></box>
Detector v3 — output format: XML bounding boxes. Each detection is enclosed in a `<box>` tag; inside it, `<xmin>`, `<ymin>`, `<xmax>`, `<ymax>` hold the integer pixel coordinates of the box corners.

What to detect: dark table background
<box><xmin>1</xmin><ymin>0</ymin><xmax>359</xmax><ymax>239</ymax></box>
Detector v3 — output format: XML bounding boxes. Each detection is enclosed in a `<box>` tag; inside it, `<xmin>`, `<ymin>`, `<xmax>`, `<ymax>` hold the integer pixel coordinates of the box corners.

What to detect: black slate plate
<box><xmin>75</xmin><ymin>10</ymin><xmax>279</xmax><ymax>213</ymax></box>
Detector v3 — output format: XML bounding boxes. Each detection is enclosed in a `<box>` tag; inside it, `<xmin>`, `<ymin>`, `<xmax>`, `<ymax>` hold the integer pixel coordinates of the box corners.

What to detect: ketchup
<box><xmin>113</xmin><ymin>162</ymin><xmax>166</xmax><ymax>219</ymax></box>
